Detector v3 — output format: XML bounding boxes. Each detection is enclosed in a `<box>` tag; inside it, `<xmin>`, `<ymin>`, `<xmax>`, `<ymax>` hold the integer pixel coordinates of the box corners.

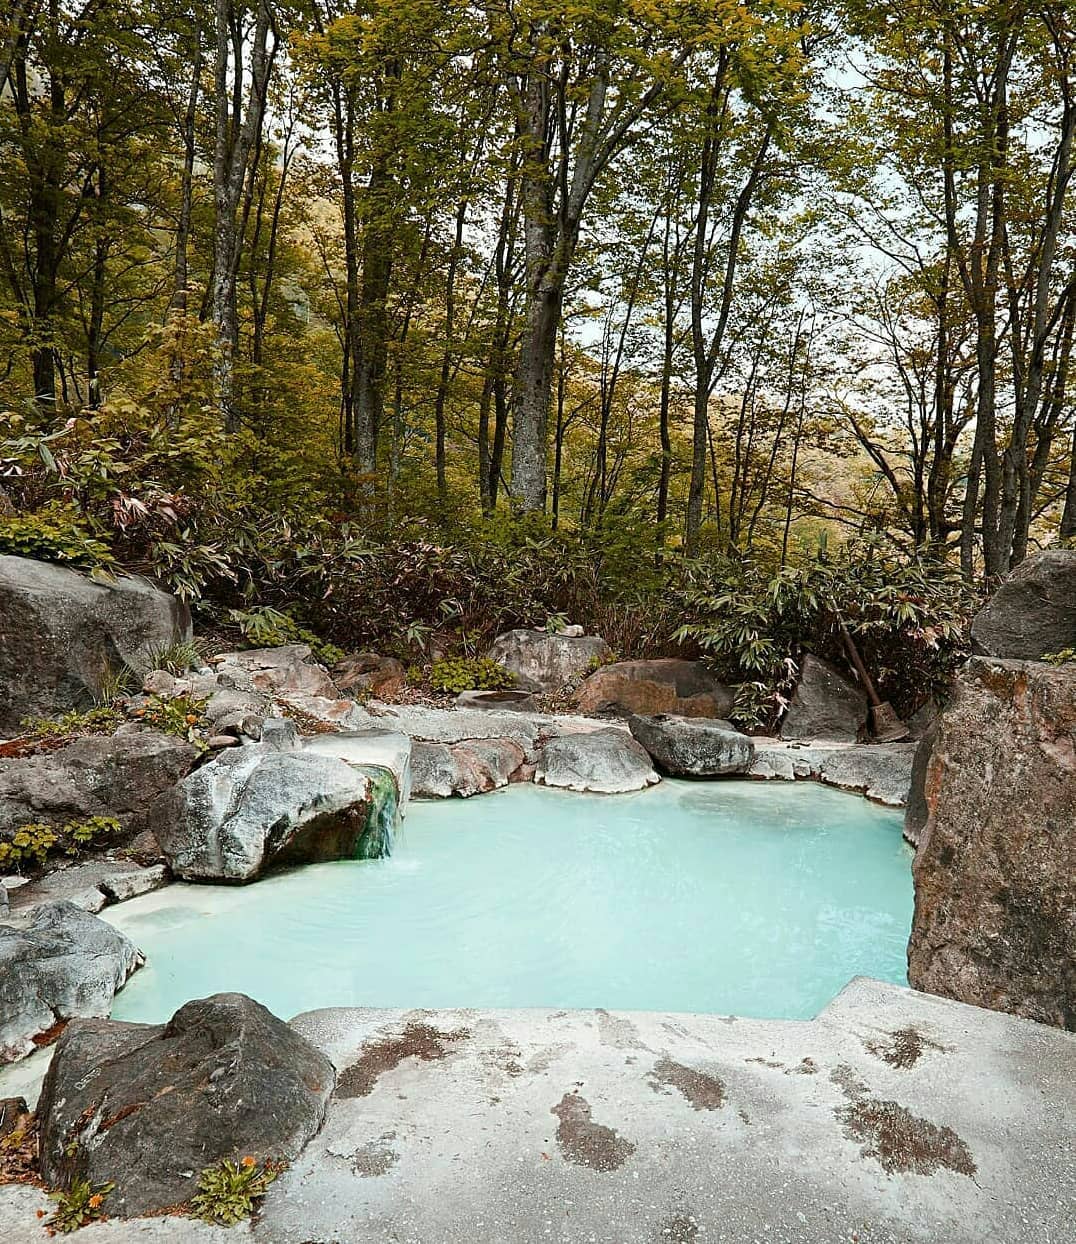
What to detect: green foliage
<box><xmin>20</xmin><ymin>706</ymin><xmax>125</xmax><ymax>740</ymax></box>
<box><xmin>0</xmin><ymin>815</ymin><xmax>122</xmax><ymax>869</ymax></box>
<box><xmin>1042</xmin><ymin>648</ymin><xmax>1076</xmax><ymax>666</ymax></box>
<box><xmin>46</xmin><ymin>1179</ymin><xmax>115</xmax><ymax>1234</ymax></box>
<box><xmin>0</xmin><ymin>511</ymin><xmax>115</xmax><ymax>570</ymax></box>
<box><xmin>190</xmin><ymin>1158</ymin><xmax>279</xmax><ymax>1226</ymax></box>
<box><xmin>675</xmin><ymin>541</ymin><xmax>975</xmax><ymax>728</ymax></box>
<box><xmin>145</xmin><ymin>638</ymin><xmax>205</xmax><ymax>675</ymax></box>
<box><xmin>225</xmin><ymin>606</ymin><xmax>345</xmax><ymax>668</ymax></box>
<box><xmin>131</xmin><ymin>694</ymin><xmax>207</xmax><ymax>747</ymax></box>
<box><xmin>428</xmin><ymin>656</ymin><xmax>514</xmax><ymax>694</ymax></box>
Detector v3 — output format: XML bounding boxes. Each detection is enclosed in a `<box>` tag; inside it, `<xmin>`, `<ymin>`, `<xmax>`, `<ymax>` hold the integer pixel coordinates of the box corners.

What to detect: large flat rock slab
<box><xmin>751</xmin><ymin>738</ymin><xmax>917</xmax><ymax>808</ymax></box>
<box><xmin>2</xmin><ymin>979</ymin><xmax>1072</xmax><ymax>1241</ymax></box>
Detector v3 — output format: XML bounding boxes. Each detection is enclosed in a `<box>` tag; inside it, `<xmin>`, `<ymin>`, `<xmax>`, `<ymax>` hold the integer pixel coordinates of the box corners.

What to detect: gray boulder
<box><xmin>411</xmin><ymin>738</ymin><xmax>526</xmax><ymax>797</ymax></box>
<box><xmin>629</xmin><ymin>714</ymin><xmax>754</xmax><ymax>777</ymax></box>
<box><xmin>908</xmin><ymin>657</ymin><xmax>1076</xmax><ymax>1029</ymax></box>
<box><xmin>903</xmin><ymin>723</ymin><xmax>938</xmax><ymax>846</ymax></box>
<box><xmin>749</xmin><ymin>740</ymin><xmax>916</xmax><ymax>807</ymax></box>
<box><xmin>0</xmin><ymin>555</ymin><xmax>191</xmax><ymax>734</ymax></box>
<box><xmin>575</xmin><ymin>658</ymin><xmax>735</xmax><ymax>718</ymax></box>
<box><xmin>0</xmin><ymin>727</ymin><xmax>198</xmax><ymax>839</ymax></box>
<box><xmin>37</xmin><ymin>993</ymin><xmax>334</xmax><ymax>1218</ymax></box>
<box><xmin>535</xmin><ymin>729</ymin><xmax>659</xmax><ymax>794</ymax></box>
<box><xmin>213</xmin><ymin>644</ymin><xmax>340</xmax><ymax>699</ymax></box>
<box><xmin>0</xmin><ymin>901</ymin><xmax>143</xmax><ymax>1063</ymax></box>
<box><xmin>970</xmin><ymin>548</ymin><xmax>1076</xmax><ymax>659</ymax></box>
<box><xmin>486</xmin><ymin>628</ymin><xmax>611</xmax><ymax>693</ymax></box>
<box><xmin>780</xmin><ymin>654</ymin><xmax>868</xmax><ymax>742</ymax></box>
<box><xmin>153</xmin><ymin>748</ymin><xmax>399</xmax><ymax>881</ymax></box>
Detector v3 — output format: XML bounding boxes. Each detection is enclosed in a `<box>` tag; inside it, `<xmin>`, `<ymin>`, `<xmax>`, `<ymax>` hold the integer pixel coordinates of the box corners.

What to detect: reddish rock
<box><xmin>575</xmin><ymin>659</ymin><xmax>734</xmax><ymax>719</ymax></box>
<box><xmin>907</xmin><ymin>657</ymin><xmax>1076</xmax><ymax>1030</ymax></box>
<box><xmin>333</xmin><ymin>653</ymin><xmax>407</xmax><ymax>699</ymax></box>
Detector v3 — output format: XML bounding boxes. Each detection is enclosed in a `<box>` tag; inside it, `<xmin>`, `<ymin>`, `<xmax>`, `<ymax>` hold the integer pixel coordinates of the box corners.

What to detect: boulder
<box><xmin>411</xmin><ymin>738</ymin><xmax>526</xmax><ymax>797</ymax></box>
<box><xmin>628</xmin><ymin>714</ymin><xmax>754</xmax><ymax>777</ymax></box>
<box><xmin>780</xmin><ymin>654</ymin><xmax>868</xmax><ymax>742</ymax></box>
<box><xmin>0</xmin><ymin>555</ymin><xmax>191</xmax><ymax>735</ymax></box>
<box><xmin>358</xmin><ymin>704</ymin><xmax>547</xmax><ymax>757</ymax></box>
<box><xmin>907</xmin><ymin>658</ymin><xmax>1076</xmax><ymax>1029</ymax></box>
<box><xmin>970</xmin><ymin>548</ymin><xmax>1076</xmax><ymax>660</ymax></box>
<box><xmin>0</xmin><ymin>728</ymin><xmax>198</xmax><ymax>839</ymax></box>
<box><xmin>332</xmin><ymin>653</ymin><xmax>407</xmax><ymax>698</ymax></box>
<box><xmin>153</xmin><ymin>748</ymin><xmax>400</xmax><ymax>882</ymax></box>
<box><xmin>486</xmin><ymin>628</ymin><xmax>611</xmax><ymax>693</ymax></box>
<box><xmin>0</xmin><ymin>902</ymin><xmax>142</xmax><ymax>1063</ymax></box>
<box><xmin>749</xmin><ymin>740</ymin><xmax>917</xmax><ymax>807</ymax></box>
<box><xmin>303</xmin><ymin>729</ymin><xmax>412</xmax><ymax>807</ymax></box>
<box><xmin>213</xmin><ymin>644</ymin><xmax>339</xmax><ymax>699</ymax></box>
<box><xmin>535</xmin><ymin>728</ymin><xmax>659</xmax><ymax>794</ymax></box>
<box><xmin>37</xmin><ymin>993</ymin><xmax>334</xmax><ymax>1218</ymax></box>
<box><xmin>575</xmin><ymin>658</ymin><xmax>734</xmax><ymax>719</ymax></box>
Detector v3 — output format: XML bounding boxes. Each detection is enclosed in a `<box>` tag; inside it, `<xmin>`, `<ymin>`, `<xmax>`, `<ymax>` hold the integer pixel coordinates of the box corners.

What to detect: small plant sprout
<box><xmin>189</xmin><ymin>1156</ymin><xmax>280</xmax><ymax>1225</ymax></box>
<box><xmin>45</xmin><ymin>1178</ymin><xmax>115</xmax><ymax>1234</ymax></box>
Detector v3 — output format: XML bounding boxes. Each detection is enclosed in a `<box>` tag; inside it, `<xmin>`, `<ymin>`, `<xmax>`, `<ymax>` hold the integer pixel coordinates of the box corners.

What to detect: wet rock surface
<box><xmin>37</xmin><ymin>992</ymin><xmax>334</xmax><ymax>1218</ymax></box>
<box><xmin>0</xmin><ymin>555</ymin><xmax>192</xmax><ymax>735</ymax></box>
<box><xmin>628</xmin><ymin>714</ymin><xmax>754</xmax><ymax>777</ymax></box>
<box><xmin>0</xmin><ymin>901</ymin><xmax>142</xmax><ymax>1063</ymax></box>
<box><xmin>153</xmin><ymin>748</ymin><xmax>399</xmax><ymax>881</ymax></box>
<box><xmin>970</xmin><ymin>547</ymin><xmax>1076</xmax><ymax>660</ymax></box>
<box><xmin>750</xmin><ymin>739</ymin><xmax>916</xmax><ymax>807</ymax></box>
<box><xmin>485</xmin><ymin>628</ymin><xmax>611</xmax><ymax>692</ymax></box>
<box><xmin>575</xmin><ymin>658</ymin><xmax>734</xmax><ymax>719</ymax></box>
<box><xmin>908</xmin><ymin>657</ymin><xmax>1076</xmax><ymax>1029</ymax></box>
<box><xmin>780</xmin><ymin>654</ymin><xmax>868</xmax><ymax>742</ymax></box>
<box><xmin>535</xmin><ymin>728</ymin><xmax>659</xmax><ymax>793</ymax></box>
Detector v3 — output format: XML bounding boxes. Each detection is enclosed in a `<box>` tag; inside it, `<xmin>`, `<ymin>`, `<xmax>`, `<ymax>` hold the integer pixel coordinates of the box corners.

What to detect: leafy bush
<box><xmin>45</xmin><ymin>1179</ymin><xmax>115</xmax><ymax>1234</ymax></box>
<box><xmin>0</xmin><ymin>816</ymin><xmax>122</xmax><ymax>869</ymax></box>
<box><xmin>0</xmin><ymin>511</ymin><xmax>115</xmax><ymax>570</ymax></box>
<box><xmin>428</xmin><ymin>656</ymin><xmax>514</xmax><ymax>694</ymax></box>
<box><xmin>190</xmin><ymin>1157</ymin><xmax>279</xmax><ymax>1225</ymax></box>
<box><xmin>225</xmin><ymin>606</ymin><xmax>345</xmax><ymax>667</ymax></box>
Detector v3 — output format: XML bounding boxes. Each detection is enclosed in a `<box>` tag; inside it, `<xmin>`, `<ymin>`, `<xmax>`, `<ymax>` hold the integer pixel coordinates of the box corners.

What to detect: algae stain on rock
<box><xmin>551</xmin><ymin>1091</ymin><xmax>636</xmax><ymax>1171</ymax></box>
<box><xmin>836</xmin><ymin>1097</ymin><xmax>977</xmax><ymax>1177</ymax></box>
<box><xmin>648</xmin><ymin>1057</ymin><xmax>726</xmax><ymax>1110</ymax></box>
<box><xmin>864</xmin><ymin>1026</ymin><xmax>950</xmax><ymax>1069</ymax></box>
<box><xmin>335</xmin><ymin>1021</ymin><xmax>470</xmax><ymax>1098</ymax></box>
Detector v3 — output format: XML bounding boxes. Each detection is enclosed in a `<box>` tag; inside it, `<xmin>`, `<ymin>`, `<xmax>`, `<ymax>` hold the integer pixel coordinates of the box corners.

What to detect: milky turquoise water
<box><xmin>103</xmin><ymin>781</ymin><xmax>912</xmax><ymax>1024</ymax></box>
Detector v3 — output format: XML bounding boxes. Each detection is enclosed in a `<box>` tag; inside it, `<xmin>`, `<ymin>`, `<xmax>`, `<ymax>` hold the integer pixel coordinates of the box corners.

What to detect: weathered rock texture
<box><xmin>213</xmin><ymin>644</ymin><xmax>339</xmax><ymax>699</ymax></box>
<box><xmin>0</xmin><ymin>901</ymin><xmax>142</xmax><ymax>1063</ymax></box>
<box><xmin>780</xmin><ymin>655</ymin><xmax>868</xmax><ymax>742</ymax></box>
<box><xmin>332</xmin><ymin>653</ymin><xmax>407</xmax><ymax>699</ymax></box>
<box><xmin>37</xmin><ymin>993</ymin><xmax>334</xmax><ymax>1217</ymax></box>
<box><xmin>535</xmin><ymin>728</ymin><xmax>659</xmax><ymax>793</ymax></box>
<box><xmin>628</xmin><ymin>714</ymin><xmax>754</xmax><ymax>777</ymax></box>
<box><xmin>750</xmin><ymin>740</ymin><xmax>916</xmax><ymax>807</ymax></box>
<box><xmin>153</xmin><ymin>748</ymin><xmax>399</xmax><ymax>881</ymax></box>
<box><xmin>902</xmin><ymin>723</ymin><xmax>937</xmax><ymax>846</ymax></box>
<box><xmin>970</xmin><ymin>548</ymin><xmax>1076</xmax><ymax>660</ymax></box>
<box><xmin>486</xmin><ymin>628</ymin><xmax>611</xmax><ymax>692</ymax></box>
<box><xmin>575</xmin><ymin>658</ymin><xmax>734</xmax><ymax>719</ymax></box>
<box><xmin>0</xmin><ymin>556</ymin><xmax>191</xmax><ymax>734</ymax></box>
<box><xmin>0</xmin><ymin>728</ymin><xmax>198</xmax><ymax>839</ymax></box>
<box><xmin>908</xmin><ymin>658</ymin><xmax>1076</xmax><ymax>1029</ymax></box>
<box><xmin>411</xmin><ymin>739</ymin><xmax>526</xmax><ymax>798</ymax></box>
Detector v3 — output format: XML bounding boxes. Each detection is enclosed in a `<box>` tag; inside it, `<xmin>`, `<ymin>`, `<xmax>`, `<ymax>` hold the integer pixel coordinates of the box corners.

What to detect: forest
<box><xmin>0</xmin><ymin>0</ymin><xmax>1073</xmax><ymax>724</ymax></box>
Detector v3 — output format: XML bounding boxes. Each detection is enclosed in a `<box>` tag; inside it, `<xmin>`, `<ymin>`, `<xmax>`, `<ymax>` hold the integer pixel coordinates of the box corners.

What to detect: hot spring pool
<box><xmin>101</xmin><ymin>780</ymin><xmax>912</xmax><ymax>1023</ymax></box>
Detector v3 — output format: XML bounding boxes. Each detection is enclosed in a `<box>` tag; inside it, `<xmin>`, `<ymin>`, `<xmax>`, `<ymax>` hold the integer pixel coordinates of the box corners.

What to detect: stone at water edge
<box><xmin>37</xmin><ymin>993</ymin><xmax>335</xmax><ymax>1219</ymax></box>
<box><xmin>575</xmin><ymin>658</ymin><xmax>735</xmax><ymax>719</ymax></box>
<box><xmin>152</xmin><ymin>748</ymin><xmax>400</xmax><ymax>882</ymax></box>
<box><xmin>628</xmin><ymin>714</ymin><xmax>754</xmax><ymax>777</ymax></box>
<box><xmin>411</xmin><ymin>738</ymin><xmax>526</xmax><ymax>797</ymax></box>
<box><xmin>0</xmin><ymin>901</ymin><xmax>143</xmax><ymax>1064</ymax></box>
<box><xmin>535</xmin><ymin>728</ymin><xmax>659</xmax><ymax>794</ymax></box>
<box><xmin>780</xmin><ymin>654</ymin><xmax>868</xmax><ymax>743</ymax></box>
<box><xmin>970</xmin><ymin>547</ymin><xmax>1076</xmax><ymax>660</ymax></box>
<box><xmin>485</xmin><ymin>628</ymin><xmax>611</xmax><ymax>693</ymax></box>
<box><xmin>907</xmin><ymin>657</ymin><xmax>1076</xmax><ymax>1030</ymax></box>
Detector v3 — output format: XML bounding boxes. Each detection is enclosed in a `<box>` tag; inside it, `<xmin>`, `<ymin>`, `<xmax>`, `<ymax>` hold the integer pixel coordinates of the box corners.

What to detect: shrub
<box><xmin>0</xmin><ymin>511</ymin><xmax>115</xmax><ymax>571</ymax></box>
<box><xmin>224</xmin><ymin>606</ymin><xmax>345</xmax><ymax>667</ymax></box>
<box><xmin>131</xmin><ymin>694</ymin><xmax>207</xmax><ymax>747</ymax></box>
<box><xmin>190</xmin><ymin>1157</ymin><xmax>279</xmax><ymax>1225</ymax></box>
<box><xmin>0</xmin><ymin>816</ymin><xmax>122</xmax><ymax>869</ymax></box>
<box><xmin>428</xmin><ymin>657</ymin><xmax>514</xmax><ymax>694</ymax></box>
